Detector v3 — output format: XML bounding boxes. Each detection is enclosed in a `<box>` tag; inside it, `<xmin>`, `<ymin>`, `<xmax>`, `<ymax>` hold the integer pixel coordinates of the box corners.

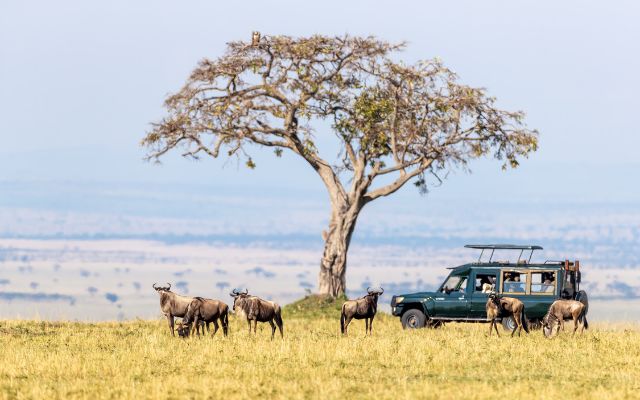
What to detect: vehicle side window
<box><xmin>474</xmin><ymin>274</ymin><xmax>497</xmax><ymax>293</ymax></box>
<box><xmin>441</xmin><ymin>275</ymin><xmax>468</xmax><ymax>294</ymax></box>
<box><xmin>502</xmin><ymin>271</ymin><xmax>527</xmax><ymax>293</ymax></box>
<box><xmin>458</xmin><ymin>277</ymin><xmax>467</xmax><ymax>292</ymax></box>
<box><xmin>531</xmin><ymin>271</ymin><xmax>556</xmax><ymax>294</ymax></box>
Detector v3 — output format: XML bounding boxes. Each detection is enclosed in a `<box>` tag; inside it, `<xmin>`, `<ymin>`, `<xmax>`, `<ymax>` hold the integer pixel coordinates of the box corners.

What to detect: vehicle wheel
<box><xmin>528</xmin><ymin>319</ymin><xmax>542</xmax><ymax>330</ymax></box>
<box><xmin>575</xmin><ymin>290</ymin><xmax>589</xmax><ymax>314</ymax></box>
<box><xmin>502</xmin><ymin>316</ymin><xmax>517</xmax><ymax>332</ymax></box>
<box><xmin>401</xmin><ymin>309</ymin><xmax>426</xmax><ymax>329</ymax></box>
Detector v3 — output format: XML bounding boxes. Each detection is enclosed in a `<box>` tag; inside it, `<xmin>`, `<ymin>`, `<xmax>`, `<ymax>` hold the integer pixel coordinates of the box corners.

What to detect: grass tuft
<box><xmin>282</xmin><ymin>294</ymin><xmax>347</xmax><ymax>318</ymax></box>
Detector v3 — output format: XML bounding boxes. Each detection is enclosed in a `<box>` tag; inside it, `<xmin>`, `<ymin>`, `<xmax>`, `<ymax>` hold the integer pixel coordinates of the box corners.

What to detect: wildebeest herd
<box><xmin>486</xmin><ymin>292</ymin><xmax>589</xmax><ymax>338</ymax></box>
<box><xmin>153</xmin><ymin>283</ymin><xmax>283</xmax><ymax>339</ymax></box>
<box><xmin>153</xmin><ymin>283</ymin><xmax>588</xmax><ymax>339</ymax></box>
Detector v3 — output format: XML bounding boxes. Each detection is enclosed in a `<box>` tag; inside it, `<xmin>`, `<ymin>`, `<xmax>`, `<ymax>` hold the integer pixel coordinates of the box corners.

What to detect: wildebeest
<box><xmin>182</xmin><ymin>297</ymin><xmax>229</xmax><ymax>337</ymax></box>
<box><xmin>542</xmin><ymin>299</ymin><xmax>588</xmax><ymax>337</ymax></box>
<box><xmin>485</xmin><ymin>292</ymin><xmax>529</xmax><ymax>337</ymax></box>
<box><xmin>153</xmin><ymin>282</ymin><xmax>194</xmax><ymax>336</ymax></box>
<box><xmin>230</xmin><ymin>289</ymin><xmax>283</xmax><ymax>339</ymax></box>
<box><xmin>340</xmin><ymin>287</ymin><xmax>383</xmax><ymax>336</ymax></box>
<box><xmin>176</xmin><ymin>321</ymin><xmax>191</xmax><ymax>338</ymax></box>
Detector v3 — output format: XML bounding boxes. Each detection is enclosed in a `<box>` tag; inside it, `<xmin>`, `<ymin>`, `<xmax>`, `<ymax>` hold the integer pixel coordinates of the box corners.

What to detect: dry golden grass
<box><xmin>1</xmin><ymin>315</ymin><xmax>639</xmax><ymax>399</ymax></box>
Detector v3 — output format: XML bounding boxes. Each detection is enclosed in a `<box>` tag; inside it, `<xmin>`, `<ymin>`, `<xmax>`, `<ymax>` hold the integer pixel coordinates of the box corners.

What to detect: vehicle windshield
<box><xmin>440</xmin><ymin>275</ymin><xmax>467</xmax><ymax>293</ymax></box>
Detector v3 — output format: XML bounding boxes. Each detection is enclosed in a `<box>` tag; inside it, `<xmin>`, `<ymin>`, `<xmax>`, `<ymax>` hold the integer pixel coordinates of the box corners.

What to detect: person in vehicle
<box><xmin>542</xmin><ymin>275</ymin><xmax>555</xmax><ymax>293</ymax></box>
<box><xmin>481</xmin><ymin>276</ymin><xmax>497</xmax><ymax>293</ymax></box>
<box><xmin>505</xmin><ymin>273</ymin><xmax>525</xmax><ymax>292</ymax></box>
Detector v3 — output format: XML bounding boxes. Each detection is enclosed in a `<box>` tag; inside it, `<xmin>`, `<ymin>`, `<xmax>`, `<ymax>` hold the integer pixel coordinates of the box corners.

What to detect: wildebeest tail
<box><xmin>274</xmin><ymin>305</ymin><xmax>283</xmax><ymax>327</ymax></box>
<box><xmin>222</xmin><ymin>306</ymin><xmax>229</xmax><ymax>326</ymax></box>
<box><xmin>522</xmin><ymin>306</ymin><xmax>530</xmax><ymax>334</ymax></box>
<box><xmin>579</xmin><ymin>306</ymin><xmax>589</xmax><ymax>330</ymax></box>
<box><xmin>340</xmin><ymin>304</ymin><xmax>346</xmax><ymax>334</ymax></box>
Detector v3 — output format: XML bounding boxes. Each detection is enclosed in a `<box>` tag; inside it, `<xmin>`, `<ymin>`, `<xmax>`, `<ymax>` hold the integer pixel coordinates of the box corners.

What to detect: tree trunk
<box><xmin>318</xmin><ymin>203</ymin><xmax>362</xmax><ymax>297</ymax></box>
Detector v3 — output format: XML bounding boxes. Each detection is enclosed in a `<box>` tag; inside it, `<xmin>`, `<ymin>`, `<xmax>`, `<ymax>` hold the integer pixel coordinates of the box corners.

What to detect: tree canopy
<box><xmin>143</xmin><ymin>34</ymin><xmax>538</xmax><ymax>296</ymax></box>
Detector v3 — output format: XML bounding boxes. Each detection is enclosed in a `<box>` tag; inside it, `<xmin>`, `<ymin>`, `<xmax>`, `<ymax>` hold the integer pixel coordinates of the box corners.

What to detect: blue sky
<box><xmin>1</xmin><ymin>0</ymin><xmax>639</xmax><ymax>203</ymax></box>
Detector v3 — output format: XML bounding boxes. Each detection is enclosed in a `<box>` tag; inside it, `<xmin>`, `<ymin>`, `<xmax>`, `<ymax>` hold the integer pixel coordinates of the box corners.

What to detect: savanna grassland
<box><xmin>1</xmin><ymin>299</ymin><xmax>639</xmax><ymax>400</ymax></box>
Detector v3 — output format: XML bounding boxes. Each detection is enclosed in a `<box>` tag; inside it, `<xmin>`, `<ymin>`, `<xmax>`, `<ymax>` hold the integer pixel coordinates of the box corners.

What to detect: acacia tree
<box><xmin>143</xmin><ymin>34</ymin><xmax>538</xmax><ymax>297</ymax></box>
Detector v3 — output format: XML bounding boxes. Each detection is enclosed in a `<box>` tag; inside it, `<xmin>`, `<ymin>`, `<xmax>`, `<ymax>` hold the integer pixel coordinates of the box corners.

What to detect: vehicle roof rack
<box><xmin>465</xmin><ymin>244</ymin><xmax>543</xmax><ymax>263</ymax></box>
<box><xmin>464</xmin><ymin>244</ymin><xmax>543</xmax><ymax>250</ymax></box>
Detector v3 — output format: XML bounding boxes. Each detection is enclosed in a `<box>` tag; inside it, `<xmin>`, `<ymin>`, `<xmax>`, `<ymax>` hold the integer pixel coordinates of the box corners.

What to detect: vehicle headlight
<box><xmin>394</xmin><ymin>296</ymin><xmax>404</xmax><ymax>304</ymax></box>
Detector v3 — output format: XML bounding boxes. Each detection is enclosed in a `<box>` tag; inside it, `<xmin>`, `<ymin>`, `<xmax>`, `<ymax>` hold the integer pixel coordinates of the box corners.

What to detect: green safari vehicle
<box><xmin>390</xmin><ymin>244</ymin><xmax>588</xmax><ymax>330</ymax></box>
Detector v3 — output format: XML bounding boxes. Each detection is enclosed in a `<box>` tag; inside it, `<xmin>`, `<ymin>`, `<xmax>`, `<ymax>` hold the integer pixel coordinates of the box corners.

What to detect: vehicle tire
<box><xmin>528</xmin><ymin>319</ymin><xmax>542</xmax><ymax>330</ymax></box>
<box><xmin>401</xmin><ymin>309</ymin><xmax>427</xmax><ymax>329</ymax></box>
<box><xmin>575</xmin><ymin>290</ymin><xmax>589</xmax><ymax>314</ymax></box>
<box><xmin>502</xmin><ymin>316</ymin><xmax>517</xmax><ymax>332</ymax></box>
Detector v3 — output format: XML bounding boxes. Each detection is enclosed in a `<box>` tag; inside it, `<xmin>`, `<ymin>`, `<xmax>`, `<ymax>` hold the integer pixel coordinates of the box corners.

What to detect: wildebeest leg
<box><xmin>555</xmin><ymin>316</ymin><xmax>562</xmax><ymax>336</ymax></box>
<box><xmin>511</xmin><ymin>319</ymin><xmax>517</xmax><ymax>337</ymax></box>
<box><xmin>206</xmin><ymin>322</ymin><xmax>210</xmax><ymax>334</ymax></box>
<box><xmin>167</xmin><ymin>314</ymin><xmax>175</xmax><ymax>336</ymax></box>
<box><xmin>343</xmin><ymin>316</ymin><xmax>353</xmax><ymax>336</ymax></box>
<box><xmin>493</xmin><ymin>319</ymin><xmax>500</xmax><ymax>337</ymax></box>
<box><xmin>277</xmin><ymin>319</ymin><xmax>283</xmax><ymax>338</ymax></box>
<box><xmin>253</xmin><ymin>319</ymin><xmax>258</xmax><ymax>334</ymax></box>
<box><xmin>365</xmin><ymin>318</ymin><xmax>369</xmax><ymax>336</ymax></box>
<box><xmin>247</xmin><ymin>319</ymin><xmax>252</xmax><ymax>334</ymax></box>
<box><xmin>572</xmin><ymin>314</ymin><xmax>579</xmax><ymax>335</ymax></box>
<box><xmin>192</xmin><ymin>315</ymin><xmax>201</xmax><ymax>337</ymax></box>
<box><xmin>269</xmin><ymin>319</ymin><xmax>276</xmax><ymax>340</ymax></box>
<box><xmin>557</xmin><ymin>313</ymin><xmax>565</xmax><ymax>332</ymax></box>
<box><xmin>369</xmin><ymin>315</ymin><xmax>375</xmax><ymax>335</ymax></box>
<box><xmin>212</xmin><ymin>319</ymin><xmax>219</xmax><ymax>337</ymax></box>
<box><xmin>512</xmin><ymin>313</ymin><xmax>521</xmax><ymax>337</ymax></box>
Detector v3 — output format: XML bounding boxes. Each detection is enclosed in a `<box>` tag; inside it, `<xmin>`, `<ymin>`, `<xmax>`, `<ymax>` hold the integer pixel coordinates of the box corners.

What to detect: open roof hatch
<box><xmin>465</xmin><ymin>244</ymin><xmax>543</xmax><ymax>264</ymax></box>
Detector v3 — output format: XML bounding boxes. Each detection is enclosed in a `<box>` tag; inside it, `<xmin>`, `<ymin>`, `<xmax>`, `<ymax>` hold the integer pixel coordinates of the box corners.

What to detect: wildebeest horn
<box><xmin>166</xmin><ymin>282</ymin><xmax>171</xmax><ymax>290</ymax></box>
<box><xmin>230</xmin><ymin>288</ymin><xmax>238</xmax><ymax>297</ymax></box>
<box><xmin>152</xmin><ymin>283</ymin><xmax>158</xmax><ymax>290</ymax></box>
<box><xmin>242</xmin><ymin>288</ymin><xmax>248</xmax><ymax>295</ymax></box>
<box><xmin>379</xmin><ymin>287</ymin><xmax>384</xmax><ymax>295</ymax></box>
<box><xmin>367</xmin><ymin>287</ymin><xmax>372</xmax><ymax>294</ymax></box>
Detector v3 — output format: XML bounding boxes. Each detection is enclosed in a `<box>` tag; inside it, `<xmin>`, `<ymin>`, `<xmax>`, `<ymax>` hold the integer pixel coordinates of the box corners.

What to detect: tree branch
<box><xmin>363</xmin><ymin>159</ymin><xmax>434</xmax><ymax>202</ymax></box>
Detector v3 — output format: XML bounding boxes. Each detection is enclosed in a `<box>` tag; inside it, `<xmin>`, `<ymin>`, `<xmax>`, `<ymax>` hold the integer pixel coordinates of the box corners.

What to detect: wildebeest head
<box><xmin>176</xmin><ymin>321</ymin><xmax>190</xmax><ymax>338</ymax></box>
<box><xmin>542</xmin><ymin>313</ymin><xmax>556</xmax><ymax>337</ymax></box>
<box><xmin>366</xmin><ymin>287</ymin><xmax>384</xmax><ymax>302</ymax></box>
<box><xmin>488</xmin><ymin>291</ymin><xmax>501</xmax><ymax>299</ymax></box>
<box><xmin>229</xmin><ymin>288</ymin><xmax>249</xmax><ymax>312</ymax></box>
<box><xmin>152</xmin><ymin>282</ymin><xmax>172</xmax><ymax>292</ymax></box>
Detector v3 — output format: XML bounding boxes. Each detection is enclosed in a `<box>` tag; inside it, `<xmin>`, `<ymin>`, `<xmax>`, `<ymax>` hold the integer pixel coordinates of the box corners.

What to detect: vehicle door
<box><xmin>499</xmin><ymin>269</ymin><xmax>529</xmax><ymax>318</ymax></box>
<box><xmin>432</xmin><ymin>273</ymin><xmax>470</xmax><ymax>318</ymax></box>
<box><xmin>524</xmin><ymin>270</ymin><xmax>559</xmax><ymax>319</ymax></box>
<box><xmin>469</xmin><ymin>269</ymin><xmax>499</xmax><ymax>318</ymax></box>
